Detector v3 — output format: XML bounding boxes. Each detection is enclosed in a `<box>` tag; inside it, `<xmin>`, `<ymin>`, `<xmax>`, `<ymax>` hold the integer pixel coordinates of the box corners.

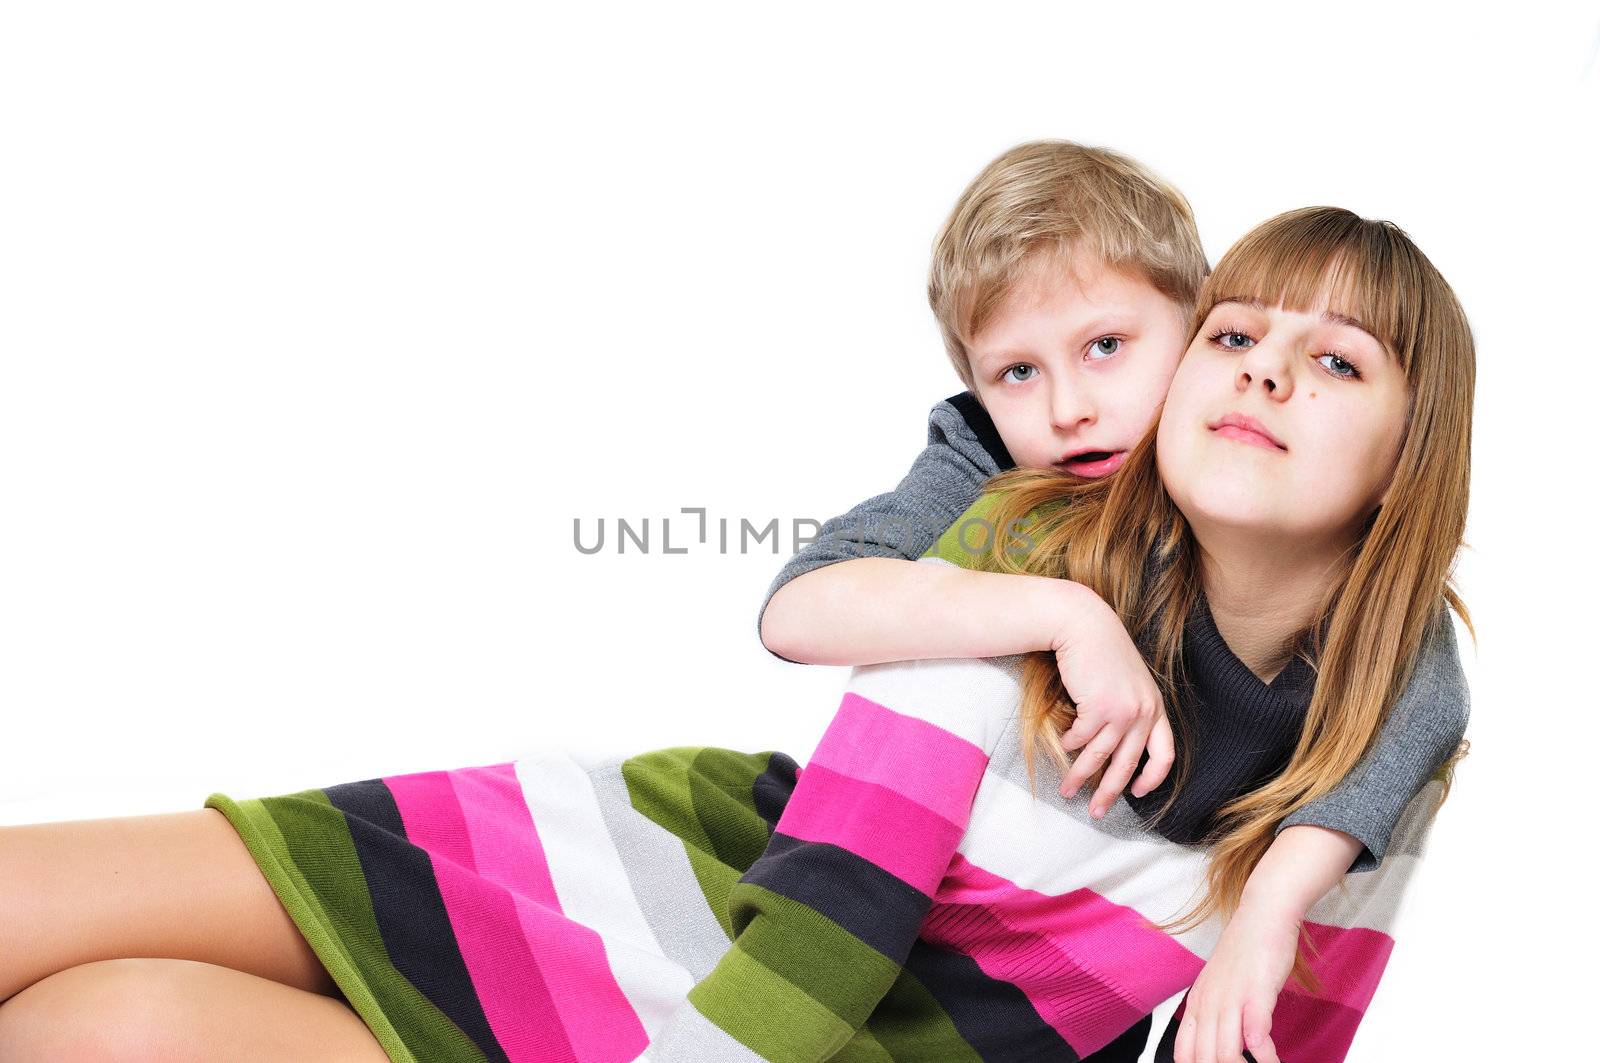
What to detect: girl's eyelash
<box><xmin>1319</xmin><ymin>352</ymin><xmax>1363</xmax><ymax>380</ymax></box>
<box><xmin>1206</xmin><ymin>327</ymin><xmax>1364</xmax><ymax>380</ymax></box>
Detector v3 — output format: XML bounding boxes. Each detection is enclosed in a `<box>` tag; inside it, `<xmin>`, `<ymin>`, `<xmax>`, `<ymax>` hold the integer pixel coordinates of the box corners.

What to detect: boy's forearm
<box><xmin>759</xmin><ymin>557</ymin><xmax>1091</xmax><ymax>666</ymax></box>
<box><xmin>1237</xmin><ymin>824</ymin><xmax>1365</xmax><ymax>927</ymax></box>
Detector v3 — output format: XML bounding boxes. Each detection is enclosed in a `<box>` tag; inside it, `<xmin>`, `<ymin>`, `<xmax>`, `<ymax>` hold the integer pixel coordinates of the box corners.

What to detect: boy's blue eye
<box><xmin>1317</xmin><ymin>353</ymin><xmax>1362</xmax><ymax>380</ymax></box>
<box><xmin>1088</xmin><ymin>336</ymin><xmax>1122</xmax><ymax>360</ymax></box>
<box><xmin>1002</xmin><ymin>364</ymin><xmax>1038</xmax><ymax>383</ymax></box>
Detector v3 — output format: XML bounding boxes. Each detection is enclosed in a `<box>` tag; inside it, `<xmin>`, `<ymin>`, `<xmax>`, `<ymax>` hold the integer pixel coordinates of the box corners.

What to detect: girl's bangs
<box><xmin>1194</xmin><ymin>211</ymin><xmax>1421</xmax><ymax>374</ymax></box>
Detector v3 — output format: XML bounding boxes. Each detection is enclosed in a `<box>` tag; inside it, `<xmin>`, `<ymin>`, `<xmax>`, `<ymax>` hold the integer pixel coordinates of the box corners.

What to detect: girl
<box><xmin>0</xmin><ymin>206</ymin><xmax>1473</xmax><ymax>1063</ymax></box>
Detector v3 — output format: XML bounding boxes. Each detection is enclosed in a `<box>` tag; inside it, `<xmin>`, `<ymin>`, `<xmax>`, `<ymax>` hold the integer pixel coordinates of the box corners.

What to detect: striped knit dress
<box><xmin>203</xmin><ymin>646</ymin><xmax>1443</xmax><ymax>1062</ymax></box>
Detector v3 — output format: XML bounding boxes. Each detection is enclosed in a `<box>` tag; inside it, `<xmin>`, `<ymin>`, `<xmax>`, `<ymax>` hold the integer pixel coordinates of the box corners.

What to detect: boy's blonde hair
<box><xmin>929</xmin><ymin>141</ymin><xmax>1208</xmax><ymax>391</ymax></box>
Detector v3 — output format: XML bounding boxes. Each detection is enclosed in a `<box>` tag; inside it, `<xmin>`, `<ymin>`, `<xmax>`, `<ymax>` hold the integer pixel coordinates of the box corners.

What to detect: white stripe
<box><xmin>1306</xmin><ymin>780</ymin><xmax>1440</xmax><ymax>932</ymax></box>
<box><xmin>958</xmin><ymin>768</ymin><xmax>1226</xmax><ymax>957</ymax></box>
<box><xmin>844</xmin><ymin>652</ymin><xmax>1025</xmax><ymax>753</ymax></box>
<box><xmin>957</xmin><ymin>767</ymin><xmax>1443</xmax><ymax>966</ymax></box>
<box><xmin>513</xmin><ymin>750</ymin><xmax>694</xmax><ymax>1033</ymax></box>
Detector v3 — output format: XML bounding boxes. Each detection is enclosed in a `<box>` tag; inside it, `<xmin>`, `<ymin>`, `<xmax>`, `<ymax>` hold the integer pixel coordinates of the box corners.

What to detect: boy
<box><xmin>762</xmin><ymin>141</ymin><xmax>1206</xmax><ymax>816</ymax></box>
<box><xmin>756</xmin><ymin>141</ymin><xmax>1469</xmax><ymax>1057</ymax></box>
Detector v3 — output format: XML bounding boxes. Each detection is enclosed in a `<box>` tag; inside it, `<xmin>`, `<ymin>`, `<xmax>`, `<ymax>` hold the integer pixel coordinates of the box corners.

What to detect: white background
<box><xmin>3</xmin><ymin>3</ymin><xmax>1596</xmax><ymax>1058</ymax></box>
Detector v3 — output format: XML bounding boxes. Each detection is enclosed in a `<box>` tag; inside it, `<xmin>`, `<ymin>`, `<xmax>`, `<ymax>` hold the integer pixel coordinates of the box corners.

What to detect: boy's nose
<box><xmin>1050</xmin><ymin>382</ymin><xmax>1096</xmax><ymax>429</ymax></box>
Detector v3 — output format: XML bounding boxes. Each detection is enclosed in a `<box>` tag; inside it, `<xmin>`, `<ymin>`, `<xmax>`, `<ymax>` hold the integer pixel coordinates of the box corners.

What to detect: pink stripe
<box><xmin>385</xmin><ymin>769</ymin><xmax>579</xmax><ymax>1062</ymax></box>
<box><xmin>1248</xmin><ymin>920</ymin><xmax>1394</xmax><ymax>1060</ymax></box>
<box><xmin>445</xmin><ymin>763</ymin><xmax>561</xmax><ymax>905</ymax></box>
<box><xmin>1267</xmin><ymin>988</ymin><xmax>1365</xmax><ymax>1062</ymax></box>
<box><xmin>775</xmin><ymin>764</ymin><xmax>964</xmax><ymax>896</ymax></box>
<box><xmin>454</xmin><ymin>765</ymin><xmax>648</xmax><ymax>1062</ymax></box>
<box><xmin>386</xmin><ymin>765</ymin><xmax>647</xmax><ymax>1062</ymax></box>
<box><xmin>926</xmin><ymin>854</ymin><xmax>1203</xmax><ymax>1056</ymax></box>
<box><xmin>808</xmin><ymin>693</ymin><xmax>989</xmax><ymax>825</ymax></box>
<box><xmin>1297</xmin><ymin>920</ymin><xmax>1395</xmax><ymax>1013</ymax></box>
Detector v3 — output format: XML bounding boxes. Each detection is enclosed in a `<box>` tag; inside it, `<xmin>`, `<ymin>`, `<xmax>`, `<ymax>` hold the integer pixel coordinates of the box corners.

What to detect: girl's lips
<box><xmin>1056</xmin><ymin>450</ymin><xmax>1127</xmax><ymax>478</ymax></box>
<box><xmin>1213</xmin><ymin>425</ymin><xmax>1286</xmax><ymax>452</ymax></box>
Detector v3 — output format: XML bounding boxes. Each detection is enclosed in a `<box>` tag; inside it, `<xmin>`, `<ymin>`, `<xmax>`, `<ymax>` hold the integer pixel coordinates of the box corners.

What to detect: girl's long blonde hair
<box><xmin>976</xmin><ymin>206</ymin><xmax>1475</xmax><ymax>993</ymax></box>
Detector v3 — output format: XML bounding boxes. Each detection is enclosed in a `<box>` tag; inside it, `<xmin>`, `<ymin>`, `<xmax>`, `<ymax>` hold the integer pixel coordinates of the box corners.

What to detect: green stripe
<box><xmin>621</xmin><ymin>746</ymin><xmax>777</xmax><ymax>939</ymax></box>
<box><xmin>204</xmin><ymin>791</ymin><xmax>487</xmax><ymax>1063</ymax></box>
<box><xmin>262</xmin><ymin>792</ymin><xmax>487</xmax><ymax>1060</ymax></box>
<box><xmin>923</xmin><ymin>490</ymin><xmax>1048</xmax><ymax>572</ymax></box>
<box><xmin>864</xmin><ymin>969</ymin><xmax>985</xmax><ymax>1062</ymax></box>
<box><xmin>829</xmin><ymin>1026</ymin><xmax>898</xmax><ymax>1062</ymax></box>
<box><xmin>689</xmin><ymin>943</ymin><xmax>856</xmax><ymax>1062</ymax></box>
<box><xmin>728</xmin><ymin>882</ymin><xmax>899</xmax><ymax>1026</ymax></box>
<box><xmin>689</xmin><ymin>747</ymin><xmax>774</xmax><ymax>871</ymax></box>
<box><xmin>922</xmin><ymin>491</ymin><xmax>1005</xmax><ymax>568</ymax></box>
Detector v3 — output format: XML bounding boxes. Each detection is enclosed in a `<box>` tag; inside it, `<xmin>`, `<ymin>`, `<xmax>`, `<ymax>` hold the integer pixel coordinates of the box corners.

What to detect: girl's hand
<box><xmin>1172</xmin><ymin>904</ymin><xmax>1299</xmax><ymax>1063</ymax></box>
<box><xmin>1049</xmin><ymin>585</ymin><xmax>1175</xmax><ymax>817</ymax></box>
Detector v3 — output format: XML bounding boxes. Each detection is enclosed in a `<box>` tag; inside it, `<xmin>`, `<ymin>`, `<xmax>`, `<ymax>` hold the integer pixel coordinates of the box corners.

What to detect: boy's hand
<box><xmin>1171</xmin><ymin>903</ymin><xmax>1297</xmax><ymax>1063</ymax></box>
<box><xmin>1050</xmin><ymin>586</ymin><xmax>1175</xmax><ymax>817</ymax></box>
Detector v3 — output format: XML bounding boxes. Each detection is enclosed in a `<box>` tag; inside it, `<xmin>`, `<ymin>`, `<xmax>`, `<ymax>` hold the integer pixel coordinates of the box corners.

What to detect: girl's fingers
<box><xmin>1217</xmin><ymin>998</ymin><xmax>1246</xmax><ymax>1063</ymax></box>
<box><xmin>1088</xmin><ymin>723</ymin><xmax>1149</xmax><ymax>817</ymax></box>
<box><xmin>1241</xmin><ymin>997</ymin><xmax>1280</xmax><ymax>1063</ymax></box>
<box><xmin>1174</xmin><ymin>1004</ymin><xmax>1197</xmax><ymax>1063</ymax></box>
<box><xmin>1195</xmin><ymin>1000</ymin><xmax>1219</xmax><ymax>1063</ymax></box>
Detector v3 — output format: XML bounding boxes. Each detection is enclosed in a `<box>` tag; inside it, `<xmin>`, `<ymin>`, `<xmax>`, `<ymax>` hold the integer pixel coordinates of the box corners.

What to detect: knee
<box><xmin>0</xmin><ymin>958</ymin><xmax>199</xmax><ymax>1062</ymax></box>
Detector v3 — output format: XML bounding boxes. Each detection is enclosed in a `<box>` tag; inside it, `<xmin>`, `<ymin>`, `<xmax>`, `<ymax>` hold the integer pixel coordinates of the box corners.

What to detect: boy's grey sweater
<box><xmin>757</xmin><ymin>392</ymin><xmax>1471</xmax><ymax>875</ymax></box>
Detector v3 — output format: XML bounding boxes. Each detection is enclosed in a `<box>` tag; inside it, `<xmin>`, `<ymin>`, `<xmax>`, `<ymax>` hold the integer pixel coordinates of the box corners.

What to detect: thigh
<box><xmin>0</xmin><ymin>808</ymin><xmax>335</xmax><ymax>1002</ymax></box>
<box><xmin>0</xmin><ymin>957</ymin><xmax>387</xmax><ymax>1062</ymax></box>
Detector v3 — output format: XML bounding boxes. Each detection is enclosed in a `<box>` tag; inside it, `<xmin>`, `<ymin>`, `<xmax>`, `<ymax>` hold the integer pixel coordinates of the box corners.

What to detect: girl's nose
<box><xmin>1235</xmin><ymin>339</ymin><xmax>1294</xmax><ymax>400</ymax></box>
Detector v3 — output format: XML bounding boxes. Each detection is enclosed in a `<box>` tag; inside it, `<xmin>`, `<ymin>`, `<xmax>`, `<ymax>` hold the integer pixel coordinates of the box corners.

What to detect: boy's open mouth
<box><xmin>1055</xmin><ymin>450</ymin><xmax>1128</xmax><ymax>477</ymax></box>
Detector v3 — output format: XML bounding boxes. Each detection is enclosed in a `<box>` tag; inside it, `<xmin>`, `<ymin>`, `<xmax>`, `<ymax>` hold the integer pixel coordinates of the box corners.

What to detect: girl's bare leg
<box><xmin>0</xmin><ymin>808</ymin><xmax>337</xmax><ymax>1002</ymax></box>
<box><xmin>0</xmin><ymin>957</ymin><xmax>388</xmax><ymax>1062</ymax></box>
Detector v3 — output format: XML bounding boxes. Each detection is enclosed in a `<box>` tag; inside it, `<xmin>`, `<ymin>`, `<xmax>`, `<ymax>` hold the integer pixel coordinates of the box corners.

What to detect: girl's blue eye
<box><xmin>1088</xmin><ymin>336</ymin><xmax>1123</xmax><ymax>360</ymax></box>
<box><xmin>1002</xmin><ymin>364</ymin><xmax>1038</xmax><ymax>383</ymax></box>
<box><xmin>1208</xmin><ymin>329</ymin><xmax>1254</xmax><ymax>350</ymax></box>
<box><xmin>1317</xmin><ymin>353</ymin><xmax>1362</xmax><ymax>380</ymax></box>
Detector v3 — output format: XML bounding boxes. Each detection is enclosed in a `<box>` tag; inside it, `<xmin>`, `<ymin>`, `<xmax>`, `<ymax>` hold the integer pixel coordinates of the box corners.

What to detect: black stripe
<box><xmin>743</xmin><ymin>832</ymin><xmax>931</xmax><ymax>962</ymax></box>
<box><xmin>322</xmin><ymin>779</ymin><xmax>513</xmax><ymax>1063</ymax></box>
<box><xmin>945</xmin><ymin>391</ymin><xmax>1016</xmax><ymax>471</ymax></box>
<box><xmin>1083</xmin><ymin>1013</ymin><xmax>1153</xmax><ymax>1061</ymax></box>
<box><xmin>752</xmin><ymin>752</ymin><xmax>800</xmax><ymax>832</ymax></box>
<box><xmin>902</xmin><ymin>939</ymin><xmax>1079</xmax><ymax>1060</ymax></box>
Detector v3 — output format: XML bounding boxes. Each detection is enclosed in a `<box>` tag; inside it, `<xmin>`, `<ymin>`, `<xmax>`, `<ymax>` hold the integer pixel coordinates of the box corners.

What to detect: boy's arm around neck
<box><xmin>758</xmin><ymin>392</ymin><xmax>1011</xmax><ymax>662</ymax></box>
<box><xmin>761</xmin><ymin>555</ymin><xmax>1100</xmax><ymax>665</ymax></box>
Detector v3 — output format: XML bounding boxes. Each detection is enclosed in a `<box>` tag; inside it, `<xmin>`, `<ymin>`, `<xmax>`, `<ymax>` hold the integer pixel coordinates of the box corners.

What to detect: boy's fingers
<box><xmin>1059</xmin><ymin>725</ymin><xmax>1115</xmax><ymax>797</ymax></box>
<box><xmin>1131</xmin><ymin>713</ymin><xmax>1176</xmax><ymax>797</ymax></box>
<box><xmin>1089</xmin><ymin>725</ymin><xmax>1149</xmax><ymax>817</ymax></box>
<box><xmin>1058</xmin><ymin>709</ymin><xmax>1100</xmax><ymax>753</ymax></box>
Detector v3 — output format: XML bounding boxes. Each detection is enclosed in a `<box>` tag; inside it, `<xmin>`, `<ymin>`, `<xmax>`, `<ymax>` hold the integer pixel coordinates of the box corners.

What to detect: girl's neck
<box><xmin>1196</xmin><ymin>534</ymin><xmax>1348</xmax><ymax>685</ymax></box>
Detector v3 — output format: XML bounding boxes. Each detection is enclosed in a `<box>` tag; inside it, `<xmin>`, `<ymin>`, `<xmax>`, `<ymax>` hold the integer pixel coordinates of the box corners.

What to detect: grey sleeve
<box><xmin>755</xmin><ymin>400</ymin><xmax>1005</xmax><ymax>660</ymax></box>
<box><xmin>1274</xmin><ymin>604</ymin><xmax>1471</xmax><ymax>873</ymax></box>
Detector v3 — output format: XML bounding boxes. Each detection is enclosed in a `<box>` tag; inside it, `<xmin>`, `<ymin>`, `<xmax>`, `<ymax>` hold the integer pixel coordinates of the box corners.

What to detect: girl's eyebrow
<box><xmin>1214</xmin><ymin>296</ymin><xmax>1386</xmax><ymax>353</ymax></box>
